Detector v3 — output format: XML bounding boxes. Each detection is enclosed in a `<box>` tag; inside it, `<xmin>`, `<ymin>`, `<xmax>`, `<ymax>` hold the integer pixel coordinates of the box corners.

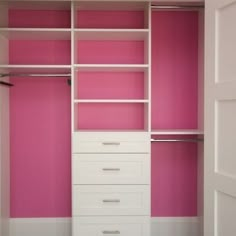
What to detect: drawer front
<box><xmin>72</xmin><ymin>132</ymin><xmax>149</xmax><ymax>153</ymax></box>
<box><xmin>73</xmin><ymin>185</ymin><xmax>150</xmax><ymax>216</ymax></box>
<box><xmin>73</xmin><ymin>217</ymin><xmax>150</xmax><ymax>236</ymax></box>
<box><xmin>72</xmin><ymin>154</ymin><xmax>150</xmax><ymax>184</ymax></box>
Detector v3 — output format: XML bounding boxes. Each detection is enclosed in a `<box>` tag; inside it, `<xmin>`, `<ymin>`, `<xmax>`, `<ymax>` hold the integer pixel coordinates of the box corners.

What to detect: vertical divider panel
<box><xmin>71</xmin><ymin>1</ymin><xmax>76</xmax><ymax>133</ymax></box>
<box><xmin>0</xmin><ymin>2</ymin><xmax>8</xmax><ymax>65</ymax></box>
<box><xmin>197</xmin><ymin>9</ymin><xmax>205</xmax><ymax>236</ymax></box>
<box><xmin>0</xmin><ymin>4</ymin><xmax>10</xmax><ymax>236</ymax></box>
<box><xmin>147</xmin><ymin>3</ymin><xmax>152</xmax><ymax>132</ymax></box>
<box><xmin>0</xmin><ymin>2</ymin><xmax>8</xmax><ymax>28</ymax></box>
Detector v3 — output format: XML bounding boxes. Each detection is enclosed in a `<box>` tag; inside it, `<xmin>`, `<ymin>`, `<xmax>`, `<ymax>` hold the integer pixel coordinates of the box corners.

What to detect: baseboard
<box><xmin>10</xmin><ymin>217</ymin><xmax>199</xmax><ymax>236</ymax></box>
<box><xmin>10</xmin><ymin>218</ymin><xmax>71</xmax><ymax>236</ymax></box>
<box><xmin>151</xmin><ymin>217</ymin><xmax>199</xmax><ymax>236</ymax></box>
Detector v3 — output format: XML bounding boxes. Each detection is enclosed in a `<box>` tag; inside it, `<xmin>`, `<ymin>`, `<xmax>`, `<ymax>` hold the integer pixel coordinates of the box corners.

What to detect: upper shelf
<box><xmin>74</xmin><ymin>64</ymin><xmax>149</xmax><ymax>72</ymax></box>
<box><xmin>151</xmin><ymin>129</ymin><xmax>204</xmax><ymax>135</ymax></box>
<box><xmin>74</xmin><ymin>29</ymin><xmax>149</xmax><ymax>41</ymax></box>
<box><xmin>0</xmin><ymin>65</ymin><xmax>71</xmax><ymax>75</ymax></box>
<box><xmin>0</xmin><ymin>28</ymin><xmax>71</xmax><ymax>40</ymax></box>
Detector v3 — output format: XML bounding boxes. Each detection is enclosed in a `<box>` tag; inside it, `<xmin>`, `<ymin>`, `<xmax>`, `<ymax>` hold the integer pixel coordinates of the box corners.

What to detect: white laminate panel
<box><xmin>72</xmin><ymin>154</ymin><xmax>150</xmax><ymax>184</ymax></box>
<box><xmin>73</xmin><ymin>216</ymin><xmax>150</xmax><ymax>236</ymax></box>
<box><xmin>72</xmin><ymin>132</ymin><xmax>149</xmax><ymax>153</ymax></box>
<box><xmin>73</xmin><ymin>185</ymin><xmax>150</xmax><ymax>216</ymax></box>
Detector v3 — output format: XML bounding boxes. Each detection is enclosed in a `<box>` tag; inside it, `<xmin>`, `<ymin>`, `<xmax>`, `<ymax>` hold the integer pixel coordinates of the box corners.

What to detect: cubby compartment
<box><xmin>8</xmin><ymin>9</ymin><xmax>71</xmax><ymax>28</ymax></box>
<box><xmin>75</xmin><ymin>2</ymin><xmax>148</xmax><ymax>29</ymax></box>
<box><xmin>76</xmin><ymin>10</ymin><xmax>145</xmax><ymax>29</ymax></box>
<box><xmin>151</xmin><ymin>11</ymin><xmax>199</xmax><ymax>131</ymax></box>
<box><xmin>74</xmin><ymin>103</ymin><xmax>146</xmax><ymax>131</ymax></box>
<box><xmin>151</xmin><ymin>135</ymin><xmax>199</xmax><ymax>217</ymax></box>
<box><xmin>75</xmin><ymin>71</ymin><xmax>146</xmax><ymax>100</ymax></box>
<box><xmin>76</xmin><ymin>40</ymin><xmax>145</xmax><ymax>65</ymax></box>
<box><xmin>9</xmin><ymin>39</ymin><xmax>71</xmax><ymax>65</ymax></box>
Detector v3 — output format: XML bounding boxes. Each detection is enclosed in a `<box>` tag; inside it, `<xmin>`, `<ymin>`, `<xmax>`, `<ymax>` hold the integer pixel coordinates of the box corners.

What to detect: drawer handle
<box><xmin>102</xmin><ymin>142</ymin><xmax>120</xmax><ymax>146</ymax></box>
<box><xmin>102</xmin><ymin>168</ymin><xmax>120</xmax><ymax>171</ymax></box>
<box><xmin>102</xmin><ymin>230</ymin><xmax>120</xmax><ymax>234</ymax></box>
<box><xmin>103</xmin><ymin>199</ymin><xmax>120</xmax><ymax>203</ymax></box>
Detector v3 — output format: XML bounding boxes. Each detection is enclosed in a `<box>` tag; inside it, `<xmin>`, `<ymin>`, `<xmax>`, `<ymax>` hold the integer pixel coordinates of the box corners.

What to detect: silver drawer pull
<box><xmin>102</xmin><ymin>142</ymin><xmax>120</xmax><ymax>146</ymax></box>
<box><xmin>102</xmin><ymin>168</ymin><xmax>120</xmax><ymax>171</ymax></box>
<box><xmin>103</xmin><ymin>199</ymin><xmax>120</xmax><ymax>203</ymax></box>
<box><xmin>102</xmin><ymin>230</ymin><xmax>120</xmax><ymax>234</ymax></box>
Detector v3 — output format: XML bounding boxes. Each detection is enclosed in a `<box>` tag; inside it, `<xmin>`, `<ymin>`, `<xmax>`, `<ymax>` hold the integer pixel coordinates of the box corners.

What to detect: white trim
<box><xmin>10</xmin><ymin>217</ymin><xmax>199</xmax><ymax>236</ymax></box>
<box><xmin>10</xmin><ymin>218</ymin><xmax>71</xmax><ymax>236</ymax></box>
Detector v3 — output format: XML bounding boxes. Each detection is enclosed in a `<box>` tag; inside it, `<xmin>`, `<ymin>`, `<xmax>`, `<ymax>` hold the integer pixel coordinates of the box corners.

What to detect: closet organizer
<box><xmin>0</xmin><ymin>1</ymin><xmax>204</xmax><ymax>236</ymax></box>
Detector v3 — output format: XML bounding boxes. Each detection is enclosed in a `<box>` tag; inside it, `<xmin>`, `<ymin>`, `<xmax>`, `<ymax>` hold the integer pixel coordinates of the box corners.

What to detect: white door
<box><xmin>205</xmin><ymin>0</ymin><xmax>236</xmax><ymax>235</ymax></box>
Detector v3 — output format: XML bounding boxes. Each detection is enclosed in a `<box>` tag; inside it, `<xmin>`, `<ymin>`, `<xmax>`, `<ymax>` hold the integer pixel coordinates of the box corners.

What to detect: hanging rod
<box><xmin>0</xmin><ymin>81</ymin><xmax>14</xmax><ymax>87</ymax></box>
<box><xmin>151</xmin><ymin>138</ymin><xmax>203</xmax><ymax>143</ymax></box>
<box><xmin>151</xmin><ymin>5</ymin><xmax>204</xmax><ymax>10</ymax></box>
<box><xmin>0</xmin><ymin>73</ymin><xmax>71</xmax><ymax>78</ymax></box>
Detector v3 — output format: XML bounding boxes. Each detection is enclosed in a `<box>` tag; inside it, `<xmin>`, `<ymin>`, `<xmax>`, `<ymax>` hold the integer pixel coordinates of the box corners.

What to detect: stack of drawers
<box><xmin>72</xmin><ymin>132</ymin><xmax>150</xmax><ymax>236</ymax></box>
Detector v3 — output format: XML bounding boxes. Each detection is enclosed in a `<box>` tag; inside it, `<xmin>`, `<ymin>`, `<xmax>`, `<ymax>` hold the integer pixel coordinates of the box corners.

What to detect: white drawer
<box><xmin>73</xmin><ymin>185</ymin><xmax>150</xmax><ymax>216</ymax></box>
<box><xmin>72</xmin><ymin>132</ymin><xmax>149</xmax><ymax>153</ymax></box>
<box><xmin>72</xmin><ymin>154</ymin><xmax>150</xmax><ymax>185</ymax></box>
<box><xmin>73</xmin><ymin>216</ymin><xmax>150</xmax><ymax>236</ymax></box>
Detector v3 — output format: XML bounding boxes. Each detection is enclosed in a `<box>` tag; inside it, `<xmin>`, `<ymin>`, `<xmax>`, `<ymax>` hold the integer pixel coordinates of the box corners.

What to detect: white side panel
<box><xmin>10</xmin><ymin>217</ymin><xmax>199</xmax><ymax>236</ymax></box>
<box><xmin>197</xmin><ymin>9</ymin><xmax>204</xmax><ymax>236</ymax></box>
<box><xmin>205</xmin><ymin>0</ymin><xmax>236</xmax><ymax>236</ymax></box>
<box><xmin>0</xmin><ymin>78</ymin><xmax>10</xmax><ymax>236</ymax></box>
<box><xmin>0</xmin><ymin>3</ymin><xmax>9</xmax><ymax>234</ymax></box>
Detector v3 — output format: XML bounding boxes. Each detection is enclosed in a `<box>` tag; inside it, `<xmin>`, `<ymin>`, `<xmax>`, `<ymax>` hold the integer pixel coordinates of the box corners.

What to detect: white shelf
<box><xmin>0</xmin><ymin>28</ymin><xmax>71</xmax><ymax>40</ymax></box>
<box><xmin>74</xmin><ymin>29</ymin><xmax>149</xmax><ymax>40</ymax></box>
<box><xmin>74</xmin><ymin>64</ymin><xmax>149</xmax><ymax>72</ymax></box>
<box><xmin>0</xmin><ymin>65</ymin><xmax>71</xmax><ymax>74</ymax></box>
<box><xmin>151</xmin><ymin>129</ymin><xmax>204</xmax><ymax>135</ymax></box>
<box><xmin>76</xmin><ymin>2</ymin><xmax>148</xmax><ymax>11</ymax></box>
<box><xmin>73</xmin><ymin>129</ymin><xmax>148</xmax><ymax>133</ymax></box>
<box><xmin>74</xmin><ymin>99</ymin><xmax>148</xmax><ymax>103</ymax></box>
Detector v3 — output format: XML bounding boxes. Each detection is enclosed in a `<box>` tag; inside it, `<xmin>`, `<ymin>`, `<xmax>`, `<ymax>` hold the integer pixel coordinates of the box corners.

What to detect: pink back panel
<box><xmin>9</xmin><ymin>40</ymin><xmax>71</xmax><ymax>65</ymax></box>
<box><xmin>76</xmin><ymin>103</ymin><xmax>144</xmax><ymax>130</ymax></box>
<box><xmin>9</xmin><ymin>9</ymin><xmax>71</xmax><ymax>28</ymax></box>
<box><xmin>77</xmin><ymin>41</ymin><xmax>144</xmax><ymax>64</ymax></box>
<box><xmin>77</xmin><ymin>72</ymin><xmax>144</xmax><ymax>99</ymax></box>
<box><xmin>10</xmin><ymin>78</ymin><xmax>71</xmax><ymax>217</ymax></box>
<box><xmin>151</xmin><ymin>11</ymin><xmax>198</xmax><ymax>129</ymax></box>
<box><xmin>9</xmin><ymin>10</ymin><xmax>199</xmax><ymax>217</ymax></box>
<box><xmin>151</xmin><ymin>139</ymin><xmax>197</xmax><ymax>216</ymax></box>
<box><xmin>77</xmin><ymin>10</ymin><xmax>144</xmax><ymax>29</ymax></box>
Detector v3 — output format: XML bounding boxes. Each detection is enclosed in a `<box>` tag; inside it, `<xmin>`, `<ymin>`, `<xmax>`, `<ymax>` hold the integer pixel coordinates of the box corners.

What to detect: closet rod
<box><xmin>0</xmin><ymin>73</ymin><xmax>71</xmax><ymax>78</ymax></box>
<box><xmin>0</xmin><ymin>81</ymin><xmax>14</xmax><ymax>87</ymax></box>
<box><xmin>151</xmin><ymin>5</ymin><xmax>204</xmax><ymax>10</ymax></box>
<box><xmin>151</xmin><ymin>138</ymin><xmax>203</xmax><ymax>143</ymax></box>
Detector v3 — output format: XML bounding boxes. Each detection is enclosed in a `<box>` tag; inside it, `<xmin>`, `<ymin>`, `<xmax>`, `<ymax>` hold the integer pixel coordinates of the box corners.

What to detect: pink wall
<box><xmin>77</xmin><ymin>41</ymin><xmax>144</xmax><ymax>64</ymax></box>
<box><xmin>9</xmin><ymin>40</ymin><xmax>71</xmax><ymax>65</ymax></box>
<box><xmin>151</xmin><ymin>11</ymin><xmax>198</xmax><ymax>130</ymax></box>
<box><xmin>9</xmin><ymin>9</ymin><xmax>71</xmax><ymax>28</ymax></box>
<box><xmin>151</xmin><ymin>136</ymin><xmax>198</xmax><ymax>216</ymax></box>
<box><xmin>151</xmin><ymin>11</ymin><xmax>198</xmax><ymax>216</ymax></box>
<box><xmin>9</xmin><ymin>9</ymin><xmax>199</xmax><ymax>218</ymax></box>
<box><xmin>10</xmin><ymin>78</ymin><xmax>71</xmax><ymax>217</ymax></box>
<box><xmin>77</xmin><ymin>10</ymin><xmax>144</xmax><ymax>29</ymax></box>
<box><xmin>77</xmin><ymin>72</ymin><xmax>144</xmax><ymax>100</ymax></box>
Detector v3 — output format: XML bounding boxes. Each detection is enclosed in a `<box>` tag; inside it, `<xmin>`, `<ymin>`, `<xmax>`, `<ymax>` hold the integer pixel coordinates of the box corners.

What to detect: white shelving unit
<box><xmin>0</xmin><ymin>1</ymin><xmax>205</xmax><ymax>236</ymax></box>
<box><xmin>71</xmin><ymin>2</ymin><xmax>151</xmax><ymax>236</ymax></box>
